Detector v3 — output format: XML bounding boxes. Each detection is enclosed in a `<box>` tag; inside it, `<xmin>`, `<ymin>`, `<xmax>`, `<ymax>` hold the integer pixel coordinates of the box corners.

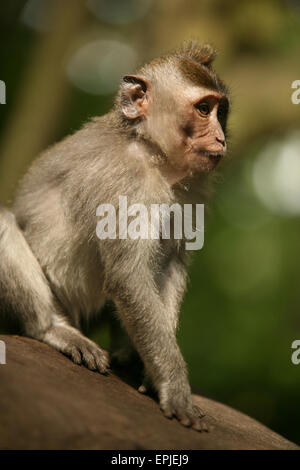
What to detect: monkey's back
<box><xmin>12</xmin><ymin>116</ymin><xmax>125</xmax><ymax>320</ymax></box>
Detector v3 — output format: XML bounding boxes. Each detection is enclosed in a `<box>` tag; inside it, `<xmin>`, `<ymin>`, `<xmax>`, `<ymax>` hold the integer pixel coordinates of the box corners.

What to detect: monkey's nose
<box><xmin>216</xmin><ymin>137</ymin><xmax>226</xmax><ymax>147</ymax></box>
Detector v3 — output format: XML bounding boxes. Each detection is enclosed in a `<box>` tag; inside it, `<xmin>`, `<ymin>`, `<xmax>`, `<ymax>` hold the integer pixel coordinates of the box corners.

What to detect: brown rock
<box><xmin>0</xmin><ymin>334</ymin><xmax>298</xmax><ymax>450</ymax></box>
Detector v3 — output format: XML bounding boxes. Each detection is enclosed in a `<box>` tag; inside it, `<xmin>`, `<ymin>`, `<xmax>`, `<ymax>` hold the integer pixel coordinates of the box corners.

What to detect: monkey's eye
<box><xmin>195</xmin><ymin>102</ymin><xmax>210</xmax><ymax>117</ymax></box>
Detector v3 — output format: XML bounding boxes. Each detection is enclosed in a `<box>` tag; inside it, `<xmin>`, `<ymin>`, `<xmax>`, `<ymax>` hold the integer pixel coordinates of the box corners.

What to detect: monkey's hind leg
<box><xmin>0</xmin><ymin>206</ymin><xmax>53</xmax><ymax>339</ymax></box>
<box><xmin>0</xmin><ymin>206</ymin><xmax>109</xmax><ymax>373</ymax></box>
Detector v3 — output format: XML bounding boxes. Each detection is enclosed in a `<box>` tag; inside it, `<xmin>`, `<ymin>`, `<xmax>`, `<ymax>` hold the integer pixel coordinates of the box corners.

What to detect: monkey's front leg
<box><xmin>138</xmin><ymin>256</ymin><xmax>189</xmax><ymax>394</ymax></box>
<box><xmin>106</xmin><ymin>272</ymin><xmax>207</xmax><ymax>431</ymax></box>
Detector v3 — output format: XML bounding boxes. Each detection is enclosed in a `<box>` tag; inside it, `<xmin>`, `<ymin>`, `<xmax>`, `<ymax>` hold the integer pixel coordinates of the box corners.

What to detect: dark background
<box><xmin>0</xmin><ymin>0</ymin><xmax>300</xmax><ymax>444</ymax></box>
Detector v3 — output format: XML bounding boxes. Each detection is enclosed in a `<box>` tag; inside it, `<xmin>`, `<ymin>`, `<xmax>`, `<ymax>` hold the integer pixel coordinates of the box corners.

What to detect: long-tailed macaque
<box><xmin>0</xmin><ymin>42</ymin><xmax>229</xmax><ymax>431</ymax></box>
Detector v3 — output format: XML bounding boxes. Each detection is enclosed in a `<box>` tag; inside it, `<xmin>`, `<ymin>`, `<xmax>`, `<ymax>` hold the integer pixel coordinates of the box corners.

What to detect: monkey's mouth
<box><xmin>196</xmin><ymin>150</ymin><xmax>225</xmax><ymax>161</ymax></box>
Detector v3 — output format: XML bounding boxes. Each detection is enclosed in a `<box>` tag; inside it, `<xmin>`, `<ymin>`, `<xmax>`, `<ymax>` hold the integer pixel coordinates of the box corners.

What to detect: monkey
<box><xmin>0</xmin><ymin>42</ymin><xmax>229</xmax><ymax>431</ymax></box>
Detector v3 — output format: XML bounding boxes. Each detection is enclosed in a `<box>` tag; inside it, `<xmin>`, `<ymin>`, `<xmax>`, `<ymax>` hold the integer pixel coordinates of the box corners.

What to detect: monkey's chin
<box><xmin>191</xmin><ymin>151</ymin><xmax>224</xmax><ymax>173</ymax></box>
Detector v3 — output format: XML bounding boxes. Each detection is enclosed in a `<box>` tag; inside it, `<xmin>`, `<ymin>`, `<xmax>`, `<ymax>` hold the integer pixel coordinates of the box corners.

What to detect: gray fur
<box><xmin>0</xmin><ymin>44</ymin><xmax>228</xmax><ymax>431</ymax></box>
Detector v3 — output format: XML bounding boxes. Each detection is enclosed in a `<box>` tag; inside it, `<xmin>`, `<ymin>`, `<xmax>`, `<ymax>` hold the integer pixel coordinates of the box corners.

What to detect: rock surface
<box><xmin>0</xmin><ymin>334</ymin><xmax>298</xmax><ymax>450</ymax></box>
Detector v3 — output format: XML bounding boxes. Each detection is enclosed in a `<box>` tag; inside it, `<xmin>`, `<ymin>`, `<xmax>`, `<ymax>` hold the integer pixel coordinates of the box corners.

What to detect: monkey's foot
<box><xmin>43</xmin><ymin>324</ymin><xmax>110</xmax><ymax>374</ymax></box>
<box><xmin>159</xmin><ymin>389</ymin><xmax>209</xmax><ymax>432</ymax></box>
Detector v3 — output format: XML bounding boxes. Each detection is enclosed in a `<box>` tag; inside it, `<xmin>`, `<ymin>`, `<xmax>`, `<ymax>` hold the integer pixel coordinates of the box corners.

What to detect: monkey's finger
<box><xmin>138</xmin><ymin>384</ymin><xmax>147</xmax><ymax>394</ymax></box>
<box><xmin>160</xmin><ymin>405</ymin><xmax>174</xmax><ymax>419</ymax></box>
<box><xmin>95</xmin><ymin>357</ymin><xmax>109</xmax><ymax>374</ymax></box>
<box><xmin>81</xmin><ymin>348</ymin><xmax>97</xmax><ymax>371</ymax></box>
<box><xmin>138</xmin><ymin>371</ymin><xmax>152</xmax><ymax>394</ymax></box>
<box><xmin>191</xmin><ymin>415</ymin><xmax>210</xmax><ymax>432</ymax></box>
<box><xmin>179</xmin><ymin>417</ymin><xmax>192</xmax><ymax>427</ymax></box>
<box><xmin>92</xmin><ymin>349</ymin><xmax>110</xmax><ymax>374</ymax></box>
<box><xmin>69</xmin><ymin>346</ymin><xmax>82</xmax><ymax>365</ymax></box>
<box><xmin>138</xmin><ymin>377</ymin><xmax>150</xmax><ymax>394</ymax></box>
<box><xmin>192</xmin><ymin>420</ymin><xmax>208</xmax><ymax>432</ymax></box>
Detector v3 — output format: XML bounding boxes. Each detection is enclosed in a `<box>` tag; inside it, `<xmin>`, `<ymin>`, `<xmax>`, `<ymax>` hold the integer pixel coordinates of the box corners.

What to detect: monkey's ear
<box><xmin>121</xmin><ymin>75</ymin><xmax>150</xmax><ymax>119</ymax></box>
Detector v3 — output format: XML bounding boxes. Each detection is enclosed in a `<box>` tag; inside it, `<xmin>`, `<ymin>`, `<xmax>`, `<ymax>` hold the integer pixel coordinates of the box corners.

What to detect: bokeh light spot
<box><xmin>252</xmin><ymin>132</ymin><xmax>300</xmax><ymax>216</ymax></box>
<box><xmin>66</xmin><ymin>39</ymin><xmax>138</xmax><ymax>95</ymax></box>
<box><xmin>87</xmin><ymin>0</ymin><xmax>152</xmax><ymax>25</ymax></box>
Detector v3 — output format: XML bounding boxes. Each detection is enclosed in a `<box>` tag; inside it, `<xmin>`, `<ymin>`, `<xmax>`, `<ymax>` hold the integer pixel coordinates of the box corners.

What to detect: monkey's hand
<box><xmin>158</xmin><ymin>381</ymin><xmax>209</xmax><ymax>432</ymax></box>
<box><xmin>43</xmin><ymin>323</ymin><xmax>110</xmax><ymax>374</ymax></box>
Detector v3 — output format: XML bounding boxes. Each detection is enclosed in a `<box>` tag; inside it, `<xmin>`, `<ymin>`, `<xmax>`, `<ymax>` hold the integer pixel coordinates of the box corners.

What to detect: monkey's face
<box><xmin>120</xmin><ymin>73</ymin><xmax>229</xmax><ymax>177</ymax></box>
<box><xmin>183</xmin><ymin>89</ymin><xmax>229</xmax><ymax>173</ymax></box>
<box><xmin>156</xmin><ymin>86</ymin><xmax>229</xmax><ymax>175</ymax></box>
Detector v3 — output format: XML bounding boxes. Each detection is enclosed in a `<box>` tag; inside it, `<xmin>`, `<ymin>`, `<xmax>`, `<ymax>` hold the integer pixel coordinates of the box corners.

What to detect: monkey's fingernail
<box><xmin>180</xmin><ymin>418</ymin><xmax>192</xmax><ymax>427</ymax></box>
<box><xmin>97</xmin><ymin>366</ymin><xmax>109</xmax><ymax>375</ymax></box>
<box><xmin>138</xmin><ymin>385</ymin><xmax>147</xmax><ymax>394</ymax></box>
<box><xmin>192</xmin><ymin>422</ymin><xmax>203</xmax><ymax>432</ymax></box>
<box><xmin>194</xmin><ymin>418</ymin><xmax>209</xmax><ymax>432</ymax></box>
<box><xmin>162</xmin><ymin>408</ymin><xmax>173</xmax><ymax>419</ymax></box>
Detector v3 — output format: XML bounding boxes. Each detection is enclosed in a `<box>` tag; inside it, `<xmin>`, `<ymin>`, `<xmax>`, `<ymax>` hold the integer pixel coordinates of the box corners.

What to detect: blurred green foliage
<box><xmin>0</xmin><ymin>0</ymin><xmax>300</xmax><ymax>444</ymax></box>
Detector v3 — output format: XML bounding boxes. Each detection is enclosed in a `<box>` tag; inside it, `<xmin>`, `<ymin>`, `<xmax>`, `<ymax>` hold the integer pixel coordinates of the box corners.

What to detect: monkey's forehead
<box><xmin>180</xmin><ymin>84</ymin><xmax>227</xmax><ymax>102</ymax></box>
<box><xmin>139</xmin><ymin>57</ymin><xmax>228</xmax><ymax>98</ymax></box>
<box><xmin>178</xmin><ymin>59</ymin><xmax>228</xmax><ymax>96</ymax></box>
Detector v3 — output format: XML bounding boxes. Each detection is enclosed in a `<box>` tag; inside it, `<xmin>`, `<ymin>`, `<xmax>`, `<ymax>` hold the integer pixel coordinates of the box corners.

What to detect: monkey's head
<box><xmin>117</xmin><ymin>42</ymin><xmax>230</xmax><ymax>177</ymax></box>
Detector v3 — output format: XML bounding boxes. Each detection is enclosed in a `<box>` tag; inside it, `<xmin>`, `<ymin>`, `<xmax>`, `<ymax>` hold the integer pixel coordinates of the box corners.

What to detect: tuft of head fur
<box><xmin>173</xmin><ymin>41</ymin><xmax>217</xmax><ymax>68</ymax></box>
<box><xmin>172</xmin><ymin>41</ymin><xmax>227</xmax><ymax>94</ymax></box>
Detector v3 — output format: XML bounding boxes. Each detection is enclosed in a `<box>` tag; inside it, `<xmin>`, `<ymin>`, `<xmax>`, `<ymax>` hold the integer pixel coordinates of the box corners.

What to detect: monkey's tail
<box><xmin>0</xmin><ymin>205</ymin><xmax>54</xmax><ymax>338</ymax></box>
